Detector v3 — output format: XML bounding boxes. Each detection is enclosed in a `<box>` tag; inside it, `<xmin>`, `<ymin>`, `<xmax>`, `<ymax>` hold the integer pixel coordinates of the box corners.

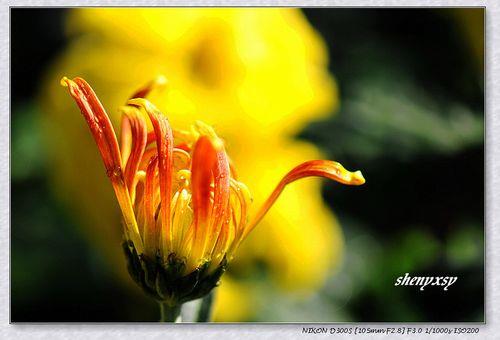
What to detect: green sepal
<box><xmin>123</xmin><ymin>241</ymin><xmax>227</xmax><ymax>306</ymax></box>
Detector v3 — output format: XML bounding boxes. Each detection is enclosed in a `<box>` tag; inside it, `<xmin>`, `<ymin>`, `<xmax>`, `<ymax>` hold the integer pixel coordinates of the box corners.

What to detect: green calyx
<box><xmin>123</xmin><ymin>241</ymin><xmax>227</xmax><ymax>306</ymax></box>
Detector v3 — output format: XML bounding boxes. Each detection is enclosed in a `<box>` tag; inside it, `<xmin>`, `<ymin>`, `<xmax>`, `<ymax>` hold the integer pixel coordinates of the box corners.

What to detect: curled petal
<box><xmin>61</xmin><ymin>76</ymin><xmax>142</xmax><ymax>252</ymax></box>
<box><xmin>189</xmin><ymin>132</ymin><xmax>231</xmax><ymax>268</ymax></box>
<box><xmin>207</xmin><ymin>140</ymin><xmax>231</xmax><ymax>256</ymax></box>
<box><xmin>121</xmin><ymin>109</ymin><xmax>148</xmax><ymax>197</ymax></box>
<box><xmin>280</xmin><ymin>160</ymin><xmax>365</xmax><ymax>185</ymax></box>
<box><xmin>143</xmin><ymin>156</ymin><xmax>159</xmax><ymax>255</ymax></box>
<box><xmin>61</xmin><ymin>77</ymin><xmax>122</xmax><ymax>178</ymax></box>
<box><xmin>172</xmin><ymin>148</ymin><xmax>191</xmax><ymax>170</ymax></box>
<box><xmin>245</xmin><ymin>160</ymin><xmax>365</xmax><ymax>238</ymax></box>
<box><xmin>138</xmin><ymin>147</ymin><xmax>157</xmax><ymax>171</ymax></box>
<box><xmin>119</xmin><ymin>108</ymin><xmax>133</xmax><ymax>166</ymax></box>
<box><xmin>146</xmin><ymin>131</ymin><xmax>157</xmax><ymax>146</ymax></box>
<box><xmin>128</xmin><ymin>98</ymin><xmax>174</xmax><ymax>255</ymax></box>
<box><xmin>190</xmin><ymin>136</ymin><xmax>217</xmax><ymax>263</ymax></box>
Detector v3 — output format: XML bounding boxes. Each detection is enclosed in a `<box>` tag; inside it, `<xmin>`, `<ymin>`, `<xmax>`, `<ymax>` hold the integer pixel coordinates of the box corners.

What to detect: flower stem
<box><xmin>159</xmin><ymin>302</ymin><xmax>182</xmax><ymax>322</ymax></box>
<box><xmin>196</xmin><ymin>290</ymin><xmax>215</xmax><ymax>322</ymax></box>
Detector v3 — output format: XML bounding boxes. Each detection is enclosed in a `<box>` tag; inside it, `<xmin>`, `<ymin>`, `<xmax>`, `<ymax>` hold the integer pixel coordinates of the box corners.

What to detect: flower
<box><xmin>40</xmin><ymin>8</ymin><xmax>340</xmax><ymax>320</ymax></box>
<box><xmin>61</xmin><ymin>75</ymin><xmax>365</xmax><ymax>306</ymax></box>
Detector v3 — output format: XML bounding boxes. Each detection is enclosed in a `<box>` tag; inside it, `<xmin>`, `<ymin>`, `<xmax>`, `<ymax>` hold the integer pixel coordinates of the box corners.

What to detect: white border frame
<box><xmin>3</xmin><ymin>1</ymin><xmax>498</xmax><ymax>339</ymax></box>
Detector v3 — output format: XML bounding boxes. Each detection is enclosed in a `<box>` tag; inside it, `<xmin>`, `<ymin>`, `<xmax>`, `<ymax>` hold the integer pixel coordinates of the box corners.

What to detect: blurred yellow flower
<box><xmin>40</xmin><ymin>8</ymin><xmax>341</xmax><ymax>321</ymax></box>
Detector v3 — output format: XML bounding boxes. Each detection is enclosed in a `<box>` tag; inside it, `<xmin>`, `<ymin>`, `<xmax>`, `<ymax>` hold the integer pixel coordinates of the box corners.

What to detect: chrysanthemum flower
<box><xmin>41</xmin><ymin>8</ymin><xmax>341</xmax><ymax>320</ymax></box>
<box><xmin>61</xmin><ymin>75</ymin><xmax>364</xmax><ymax>310</ymax></box>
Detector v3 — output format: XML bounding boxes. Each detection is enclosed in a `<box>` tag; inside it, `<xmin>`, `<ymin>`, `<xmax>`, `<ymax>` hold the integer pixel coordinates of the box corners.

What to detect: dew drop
<box><xmin>107</xmin><ymin>166</ymin><xmax>122</xmax><ymax>178</ymax></box>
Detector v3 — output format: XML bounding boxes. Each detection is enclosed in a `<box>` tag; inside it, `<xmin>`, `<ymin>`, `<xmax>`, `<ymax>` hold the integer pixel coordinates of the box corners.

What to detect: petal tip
<box><xmin>127</xmin><ymin>97</ymin><xmax>147</xmax><ymax>108</ymax></box>
<box><xmin>60</xmin><ymin>76</ymin><xmax>70</xmax><ymax>87</ymax></box>
<box><xmin>352</xmin><ymin>170</ymin><xmax>366</xmax><ymax>185</ymax></box>
<box><xmin>127</xmin><ymin>98</ymin><xmax>158</xmax><ymax>114</ymax></box>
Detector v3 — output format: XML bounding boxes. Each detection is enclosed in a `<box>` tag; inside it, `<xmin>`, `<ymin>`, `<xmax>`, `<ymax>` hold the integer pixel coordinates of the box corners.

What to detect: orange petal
<box><xmin>189</xmin><ymin>132</ymin><xmax>232</xmax><ymax>265</ymax></box>
<box><xmin>61</xmin><ymin>77</ymin><xmax>122</xmax><ymax>179</ymax></box>
<box><xmin>119</xmin><ymin>110</ymin><xmax>133</xmax><ymax>167</ymax></box>
<box><xmin>146</xmin><ymin>131</ymin><xmax>156</xmax><ymax>146</ymax></box>
<box><xmin>128</xmin><ymin>99</ymin><xmax>174</xmax><ymax>255</ymax></box>
<box><xmin>143</xmin><ymin>156</ymin><xmax>159</xmax><ymax>255</ymax></box>
<box><xmin>61</xmin><ymin>76</ymin><xmax>142</xmax><ymax>252</ymax></box>
<box><xmin>138</xmin><ymin>147</ymin><xmax>157</xmax><ymax>171</ymax></box>
<box><xmin>245</xmin><ymin>160</ymin><xmax>365</xmax><ymax>238</ymax></box>
<box><xmin>190</xmin><ymin>136</ymin><xmax>216</xmax><ymax>261</ymax></box>
<box><xmin>122</xmin><ymin>111</ymin><xmax>147</xmax><ymax>196</ymax></box>
<box><xmin>207</xmin><ymin>140</ymin><xmax>231</xmax><ymax>256</ymax></box>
